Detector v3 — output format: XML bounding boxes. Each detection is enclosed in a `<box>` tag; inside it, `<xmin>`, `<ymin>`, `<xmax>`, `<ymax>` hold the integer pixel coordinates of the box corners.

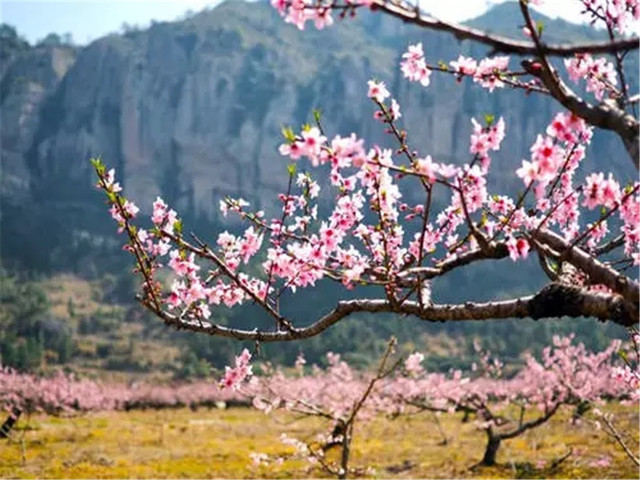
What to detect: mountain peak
<box><xmin>466</xmin><ymin>1</ymin><xmax>606</xmax><ymax>43</ymax></box>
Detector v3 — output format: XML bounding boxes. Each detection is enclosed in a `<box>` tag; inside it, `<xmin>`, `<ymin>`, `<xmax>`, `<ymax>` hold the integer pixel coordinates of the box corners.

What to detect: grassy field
<box><xmin>0</xmin><ymin>405</ymin><xmax>637</xmax><ymax>479</ymax></box>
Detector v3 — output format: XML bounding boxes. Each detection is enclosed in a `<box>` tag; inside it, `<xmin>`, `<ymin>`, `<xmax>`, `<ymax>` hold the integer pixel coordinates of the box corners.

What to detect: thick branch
<box><xmin>398</xmin><ymin>243</ymin><xmax>509</xmax><ymax>281</ymax></box>
<box><xmin>371</xmin><ymin>0</ymin><xmax>639</xmax><ymax>57</ymax></box>
<box><xmin>533</xmin><ymin>229</ymin><xmax>639</xmax><ymax>306</ymax></box>
<box><xmin>146</xmin><ymin>283</ymin><xmax>637</xmax><ymax>343</ymax></box>
<box><xmin>499</xmin><ymin>403</ymin><xmax>560</xmax><ymax>440</ymax></box>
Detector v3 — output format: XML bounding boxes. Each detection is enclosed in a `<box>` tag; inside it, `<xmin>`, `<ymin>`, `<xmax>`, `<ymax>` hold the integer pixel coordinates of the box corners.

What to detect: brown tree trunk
<box><xmin>339</xmin><ymin>424</ymin><xmax>351</xmax><ymax>479</ymax></box>
<box><xmin>481</xmin><ymin>430</ymin><xmax>501</xmax><ymax>466</ymax></box>
<box><xmin>0</xmin><ymin>407</ymin><xmax>22</xmax><ymax>439</ymax></box>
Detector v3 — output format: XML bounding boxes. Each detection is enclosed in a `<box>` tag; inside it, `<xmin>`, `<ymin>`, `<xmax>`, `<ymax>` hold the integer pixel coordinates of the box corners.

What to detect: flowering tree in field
<box><xmin>590</xmin><ymin>327</ymin><xmax>640</xmax><ymax>466</ymax></box>
<box><xmin>248</xmin><ymin>338</ymin><xmax>399</xmax><ymax>478</ymax></box>
<box><xmin>93</xmin><ymin>0</ymin><xmax>639</xmax><ymax>389</ymax></box>
<box><xmin>0</xmin><ymin>366</ymin><xmax>247</xmax><ymax>438</ymax></box>
<box><xmin>242</xmin><ymin>335</ymin><xmax>636</xmax><ymax>476</ymax></box>
<box><xmin>384</xmin><ymin>335</ymin><xmax>627</xmax><ymax>466</ymax></box>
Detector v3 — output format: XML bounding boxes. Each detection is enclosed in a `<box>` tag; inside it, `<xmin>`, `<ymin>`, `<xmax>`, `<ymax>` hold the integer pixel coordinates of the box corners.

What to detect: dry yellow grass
<box><xmin>41</xmin><ymin>274</ymin><xmax>105</xmax><ymax>321</ymax></box>
<box><xmin>0</xmin><ymin>405</ymin><xmax>637</xmax><ymax>479</ymax></box>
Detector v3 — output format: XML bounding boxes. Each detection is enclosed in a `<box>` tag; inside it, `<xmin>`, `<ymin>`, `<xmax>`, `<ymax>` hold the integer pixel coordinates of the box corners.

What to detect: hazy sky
<box><xmin>0</xmin><ymin>0</ymin><xmax>605</xmax><ymax>46</ymax></box>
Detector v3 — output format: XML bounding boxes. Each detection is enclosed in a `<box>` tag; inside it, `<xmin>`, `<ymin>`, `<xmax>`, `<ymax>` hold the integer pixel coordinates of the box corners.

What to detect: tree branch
<box><xmin>370</xmin><ymin>0</ymin><xmax>639</xmax><ymax>57</ymax></box>
<box><xmin>533</xmin><ymin>229</ymin><xmax>639</xmax><ymax>306</ymax></box>
<box><xmin>518</xmin><ymin>0</ymin><xmax>639</xmax><ymax>168</ymax></box>
<box><xmin>521</xmin><ymin>59</ymin><xmax>639</xmax><ymax>167</ymax></box>
<box><xmin>143</xmin><ymin>282</ymin><xmax>637</xmax><ymax>344</ymax></box>
<box><xmin>499</xmin><ymin>402</ymin><xmax>560</xmax><ymax>440</ymax></box>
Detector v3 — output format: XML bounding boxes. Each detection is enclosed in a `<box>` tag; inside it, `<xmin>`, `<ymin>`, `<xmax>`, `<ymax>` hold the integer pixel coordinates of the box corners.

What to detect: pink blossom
<box><xmin>415</xmin><ymin>156</ymin><xmax>437</xmax><ymax>183</ymax></box>
<box><xmin>474</xmin><ymin>56</ymin><xmax>510</xmax><ymax>91</ymax></box>
<box><xmin>506</xmin><ymin>236</ymin><xmax>530</xmax><ymax>261</ymax></box>
<box><xmin>400</xmin><ymin>43</ymin><xmax>431</xmax><ymax>87</ymax></box>
<box><xmin>220</xmin><ymin>348</ymin><xmax>253</xmax><ymax>390</ymax></box>
<box><xmin>450</xmin><ymin>55</ymin><xmax>477</xmax><ymax>76</ymax></box>
<box><xmin>122</xmin><ymin>200</ymin><xmax>139</xmax><ymax>218</ymax></box>
<box><xmin>152</xmin><ymin>197</ymin><xmax>168</xmax><ymax>225</ymax></box>
<box><xmin>103</xmin><ymin>168</ymin><xmax>122</xmax><ymax>192</ymax></box>
<box><xmin>565</xmin><ymin>54</ymin><xmax>618</xmax><ymax>100</ymax></box>
<box><xmin>390</xmin><ymin>98</ymin><xmax>402</xmax><ymax>120</ymax></box>
<box><xmin>516</xmin><ymin>160</ymin><xmax>539</xmax><ymax>186</ymax></box>
<box><xmin>405</xmin><ymin>352</ymin><xmax>425</xmax><ymax>376</ymax></box>
<box><xmin>367</xmin><ymin>80</ymin><xmax>390</xmax><ymax>103</ymax></box>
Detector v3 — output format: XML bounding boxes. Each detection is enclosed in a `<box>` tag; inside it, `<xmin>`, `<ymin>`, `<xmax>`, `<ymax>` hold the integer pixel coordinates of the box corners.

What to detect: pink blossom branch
<box><xmin>520</xmin><ymin>64</ymin><xmax>638</xmax><ymax>168</ymax></box>
<box><xmin>518</xmin><ymin>1</ymin><xmax>639</xmax><ymax>167</ymax></box>
<box><xmin>569</xmin><ymin>184</ymin><xmax>639</xmax><ymax>250</ymax></box>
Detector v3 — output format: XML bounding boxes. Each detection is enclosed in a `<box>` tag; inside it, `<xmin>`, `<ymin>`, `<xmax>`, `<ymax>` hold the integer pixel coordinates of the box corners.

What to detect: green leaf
<box><xmin>91</xmin><ymin>157</ymin><xmax>106</xmax><ymax>175</ymax></box>
<box><xmin>536</xmin><ymin>20</ymin><xmax>544</xmax><ymax>36</ymax></box>
<box><xmin>174</xmin><ymin>220</ymin><xmax>183</xmax><ymax>235</ymax></box>
<box><xmin>600</xmin><ymin>206</ymin><xmax>607</xmax><ymax>216</ymax></box>
<box><xmin>281</xmin><ymin>125</ymin><xmax>296</xmax><ymax>144</ymax></box>
<box><xmin>287</xmin><ymin>163</ymin><xmax>297</xmax><ymax>177</ymax></box>
<box><xmin>484</xmin><ymin>114</ymin><xmax>495</xmax><ymax>127</ymax></box>
<box><xmin>437</xmin><ymin>60</ymin><xmax>448</xmax><ymax>70</ymax></box>
<box><xmin>312</xmin><ymin>108</ymin><xmax>322</xmax><ymax>124</ymax></box>
<box><xmin>301</xmin><ymin>123</ymin><xmax>312</xmax><ymax>132</ymax></box>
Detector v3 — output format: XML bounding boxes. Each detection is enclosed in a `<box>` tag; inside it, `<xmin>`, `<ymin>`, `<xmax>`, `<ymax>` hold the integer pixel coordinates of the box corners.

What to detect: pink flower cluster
<box><xmin>565</xmin><ymin>54</ymin><xmax>618</xmax><ymax>101</ymax></box>
<box><xmin>220</xmin><ymin>349</ymin><xmax>253</xmax><ymax>390</ymax></box>
<box><xmin>514</xmin><ymin>111</ymin><xmax>600</xmax><ymax>241</ymax></box>
<box><xmin>271</xmin><ymin>0</ymin><xmax>374</xmax><ymax>30</ymax></box>
<box><xmin>450</xmin><ymin>55</ymin><xmax>511</xmax><ymax>92</ymax></box>
<box><xmin>0</xmin><ymin>366</ymin><xmax>248</xmax><ymax>416</ymax></box>
<box><xmin>469</xmin><ymin>117</ymin><xmax>506</xmax><ymax>164</ymax></box>
<box><xmin>580</xmin><ymin>0</ymin><xmax>640</xmax><ymax>34</ymax></box>
<box><xmin>400</xmin><ymin>43</ymin><xmax>431</xmax><ymax>87</ymax></box>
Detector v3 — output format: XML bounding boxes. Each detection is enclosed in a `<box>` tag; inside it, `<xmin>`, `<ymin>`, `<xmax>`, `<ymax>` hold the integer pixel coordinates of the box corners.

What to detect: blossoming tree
<box><xmin>384</xmin><ymin>335</ymin><xmax>626</xmax><ymax>466</ymax></box>
<box><xmin>243</xmin><ymin>335</ymin><xmax>635</xmax><ymax>475</ymax></box>
<box><xmin>93</xmin><ymin>0</ymin><xmax>639</xmax><ymax>388</ymax></box>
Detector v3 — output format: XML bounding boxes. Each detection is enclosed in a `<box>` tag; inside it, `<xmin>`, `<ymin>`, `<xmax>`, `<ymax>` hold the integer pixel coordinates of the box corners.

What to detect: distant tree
<box><xmin>37</xmin><ymin>33</ymin><xmax>62</xmax><ymax>47</ymax></box>
<box><xmin>61</xmin><ymin>32</ymin><xmax>74</xmax><ymax>46</ymax></box>
<box><xmin>0</xmin><ymin>23</ymin><xmax>29</xmax><ymax>50</ymax></box>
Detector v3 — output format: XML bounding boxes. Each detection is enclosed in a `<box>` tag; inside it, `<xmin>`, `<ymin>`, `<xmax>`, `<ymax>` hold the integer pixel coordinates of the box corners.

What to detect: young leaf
<box><xmin>484</xmin><ymin>114</ymin><xmax>495</xmax><ymax>127</ymax></box>
<box><xmin>281</xmin><ymin>125</ymin><xmax>296</xmax><ymax>144</ymax></box>
<box><xmin>313</xmin><ymin>109</ymin><xmax>322</xmax><ymax>124</ymax></box>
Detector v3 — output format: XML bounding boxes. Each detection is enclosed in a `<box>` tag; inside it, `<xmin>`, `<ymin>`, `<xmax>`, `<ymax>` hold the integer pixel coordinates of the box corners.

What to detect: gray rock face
<box><xmin>0</xmin><ymin>1</ymin><xmax>635</xmax><ymax>271</ymax></box>
<box><xmin>1</xmin><ymin>45</ymin><xmax>76</xmax><ymax>200</ymax></box>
